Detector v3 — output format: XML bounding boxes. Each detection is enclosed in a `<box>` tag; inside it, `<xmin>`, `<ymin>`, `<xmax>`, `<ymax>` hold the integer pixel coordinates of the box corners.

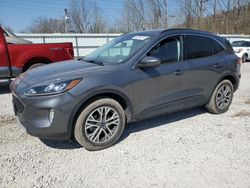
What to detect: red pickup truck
<box><xmin>0</xmin><ymin>26</ymin><xmax>74</xmax><ymax>79</ymax></box>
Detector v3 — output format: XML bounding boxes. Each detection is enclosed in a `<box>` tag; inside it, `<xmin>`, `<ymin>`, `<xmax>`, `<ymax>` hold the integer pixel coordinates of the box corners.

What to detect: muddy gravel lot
<box><xmin>0</xmin><ymin>64</ymin><xmax>250</xmax><ymax>188</ymax></box>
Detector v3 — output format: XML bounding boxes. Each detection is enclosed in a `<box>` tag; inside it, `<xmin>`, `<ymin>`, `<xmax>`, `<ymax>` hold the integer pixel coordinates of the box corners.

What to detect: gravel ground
<box><xmin>0</xmin><ymin>64</ymin><xmax>250</xmax><ymax>188</ymax></box>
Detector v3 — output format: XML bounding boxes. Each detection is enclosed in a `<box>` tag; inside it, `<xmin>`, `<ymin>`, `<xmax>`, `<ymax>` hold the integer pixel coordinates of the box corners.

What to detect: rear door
<box><xmin>0</xmin><ymin>27</ymin><xmax>11</xmax><ymax>78</ymax></box>
<box><xmin>183</xmin><ymin>35</ymin><xmax>226</xmax><ymax>106</ymax></box>
<box><xmin>132</xmin><ymin>35</ymin><xmax>190</xmax><ymax>119</ymax></box>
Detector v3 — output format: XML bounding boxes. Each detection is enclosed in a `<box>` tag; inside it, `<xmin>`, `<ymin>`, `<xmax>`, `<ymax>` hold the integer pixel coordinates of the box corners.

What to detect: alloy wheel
<box><xmin>215</xmin><ymin>84</ymin><xmax>232</xmax><ymax>110</ymax></box>
<box><xmin>84</xmin><ymin>106</ymin><xmax>120</xmax><ymax>144</ymax></box>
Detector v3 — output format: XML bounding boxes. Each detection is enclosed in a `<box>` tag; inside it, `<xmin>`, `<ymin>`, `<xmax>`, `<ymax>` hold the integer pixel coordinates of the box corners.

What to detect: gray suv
<box><xmin>11</xmin><ymin>29</ymin><xmax>241</xmax><ymax>150</ymax></box>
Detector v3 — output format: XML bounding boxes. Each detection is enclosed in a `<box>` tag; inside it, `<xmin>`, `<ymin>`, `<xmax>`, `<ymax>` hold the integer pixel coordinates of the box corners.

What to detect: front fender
<box><xmin>67</xmin><ymin>88</ymin><xmax>134</xmax><ymax>138</ymax></box>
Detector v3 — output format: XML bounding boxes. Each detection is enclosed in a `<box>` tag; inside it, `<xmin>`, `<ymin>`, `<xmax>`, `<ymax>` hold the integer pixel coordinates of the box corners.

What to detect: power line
<box><xmin>2</xmin><ymin>0</ymin><xmax>124</xmax><ymax>11</ymax></box>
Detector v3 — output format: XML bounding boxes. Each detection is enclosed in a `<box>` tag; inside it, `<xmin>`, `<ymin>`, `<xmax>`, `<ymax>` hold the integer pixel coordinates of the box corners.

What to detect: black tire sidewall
<box><xmin>242</xmin><ymin>54</ymin><xmax>247</xmax><ymax>63</ymax></box>
<box><xmin>74</xmin><ymin>98</ymin><xmax>125</xmax><ymax>151</ymax></box>
<box><xmin>28</xmin><ymin>63</ymin><xmax>45</xmax><ymax>70</ymax></box>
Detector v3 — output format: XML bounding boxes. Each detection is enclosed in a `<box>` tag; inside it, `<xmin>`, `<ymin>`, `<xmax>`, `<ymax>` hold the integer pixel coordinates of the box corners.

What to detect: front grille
<box><xmin>12</xmin><ymin>95</ymin><xmax>25</xmax><ymax>114</ymax></box>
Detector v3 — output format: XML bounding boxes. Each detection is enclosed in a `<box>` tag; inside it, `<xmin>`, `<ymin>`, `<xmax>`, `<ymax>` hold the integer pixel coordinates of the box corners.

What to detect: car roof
<box><xmin>163</xmin><ymin>28</ymin><xmax>216</xmax><ymax>35</ymax></box>
<box><xmin>129</xmin><ymin>28</ymin><xmax>218</xmax><ymax>37</ymax></box>
<box><xmin>125</xmin><ymin>28</ymin><xmax>227</xmax><ymax>45</ymax></box>
<box><xmin>127</xmin><ymin>29</ymin><xmax>163</xmax><ymax>36</ymax></box>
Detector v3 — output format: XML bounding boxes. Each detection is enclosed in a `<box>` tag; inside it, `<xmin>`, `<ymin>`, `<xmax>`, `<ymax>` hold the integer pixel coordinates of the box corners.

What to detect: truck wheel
<box><xmin>206</xmin><ymin>80</ymin><xmax>234</xmax><ymax>114</ymax></box>
<box><xmin>27</xmin><ymin>63</ymin><xmax>45</xmax><ymax>70</ymax></box>
<box><xmin>74</xmin><ymin>98</ymin><xmax>126</xmax><ymax>151</ymax></box>
<box><xmin>242</xmin><ymin>54</ymin><xmax>247</xmax><ymax>63</ymax></box>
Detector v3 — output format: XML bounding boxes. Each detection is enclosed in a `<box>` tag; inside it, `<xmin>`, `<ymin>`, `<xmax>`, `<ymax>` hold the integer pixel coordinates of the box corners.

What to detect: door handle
<box><xmin>173</xmin><ymin>70</ymin><xmax>184</xmax><ymax>75</ymax></box>
<box><xmin>213</xmin><ymin>63</ymin><xmax>222</xmax><ymax>68</ymax></box>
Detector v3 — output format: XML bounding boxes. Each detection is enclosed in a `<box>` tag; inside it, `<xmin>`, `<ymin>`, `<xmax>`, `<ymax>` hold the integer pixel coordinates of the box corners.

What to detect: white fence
<box><xmin>16</xmin><ymin>33</ymin><xmax>250</xmax><ymax>57</ymax></box>
<box><xmin>16</xmin><ymin>33</ymin><xmax>122</xmax><ymax>57</ymax></box>
<box><xmin>221</xmin><ymin>34</ymin><xmax>250</xmax><ymax>42</ymax></box>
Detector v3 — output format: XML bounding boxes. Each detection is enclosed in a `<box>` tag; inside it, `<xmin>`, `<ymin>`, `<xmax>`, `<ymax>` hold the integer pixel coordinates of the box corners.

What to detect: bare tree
<box><xmin>3</xmin><ymin>26</ymin><xmax>14</xmax><ymax>33</ymax></box>
<box><xmin>116</xmin><ymin>0</ymin><xmax>146</xmax><ymax>32</ymax></box>
<box><xmin>177</xmin><ymin>0</ymin><xmax>249</xmax><ymax>34</ymax></box>
<box><xmin>218</xmin><ymin>0</ymin><xmax>245</xmax><ymax>33</ymax></box>
<box><xmin>24</xmin><ymin>0</ymin><xmax>250</xmax><ymax>34</ymax></box>
<box><xmin>27</xmin><ymin>17</ymin><xmax>65</xmax><ymax>33</ymax></box>
<box><xmin>89</xmin><ymin>2</ymin><xmax>107</xmax><ymax>33</ymax></box>
<box><xmin>147</xmin><ymin>0</ymin><xmax>168</xmax><ymax>29</ymax></box>
<box><xmin>69</xmin><ymin>0</ymin><xmax>90</xmax><ymax>33</ymax></box>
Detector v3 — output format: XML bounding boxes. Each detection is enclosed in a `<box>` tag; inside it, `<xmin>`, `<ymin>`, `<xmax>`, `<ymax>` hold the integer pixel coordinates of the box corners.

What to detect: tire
<box><xmin>242</xmin><ymin>54</ymin><xmax>247</xmax><ymax>63</ymax></box>
<box><xmin>27</xmin><ymin>63</ymin><xmax>45</xmax><ymax>70</ymax></box>
<box><xmin>206</xmin><ymin>80</ymin><xmax>234</xmax><ymax>114</ymax></box>
<box><xmin>74</xmin><ymin>98</ymin><xmax>126</xmax><ymax>151</ymax></box>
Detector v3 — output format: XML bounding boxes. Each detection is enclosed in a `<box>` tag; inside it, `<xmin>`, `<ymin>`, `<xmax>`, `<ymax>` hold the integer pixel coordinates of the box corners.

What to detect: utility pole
<box><xmin>64</xmin><ymin>9</ymin><xmax>70</xmax><ymax>33</ymax></box>
<box><xmin>199</xmin><ymin>0</ymin><xmax>209</xmax><ymax>18</ymax></box>
<box><xmin>197</xmin><ymin>0</ymin><xmax>209</xmax><ymax>29</ymax></box>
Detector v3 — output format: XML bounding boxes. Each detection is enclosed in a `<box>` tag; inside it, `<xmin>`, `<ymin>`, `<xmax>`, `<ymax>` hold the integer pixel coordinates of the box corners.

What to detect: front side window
<box><xmin>84</xmin><ymin>34</ymin><xmax>153</xmax><ymax>64</ymax></box>
<box><xmin>147</xmin><ymin>36</ymin><xmax>181</xmax><ymax>64</ymax></box>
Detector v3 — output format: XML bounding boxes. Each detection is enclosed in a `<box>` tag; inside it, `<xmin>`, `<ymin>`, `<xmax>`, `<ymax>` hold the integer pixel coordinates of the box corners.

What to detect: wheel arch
<box><xmin>22</xmin><ymin>57</ymin><xmax>51</xmax><ymax>72</ymax></box>
<box><xmin>206</xmin><ymin>73</ymin><xmax>238</xmax><ymax>108</ymax></box>
<box><xmin>218</xmin><ymin>74</ymin><xmax>238</xmax><ymax>91</ymax></box>
<box><xmin>68</xmin><ymin>90</ymin><xmax>134</xmax><ymax>138</ymax></box>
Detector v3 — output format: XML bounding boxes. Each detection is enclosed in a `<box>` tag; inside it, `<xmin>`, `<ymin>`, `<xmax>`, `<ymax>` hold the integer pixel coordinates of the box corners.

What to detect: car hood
<box><xmin>232</xmin><ymin>47</ymin><xmax>244</xmax><ymax>49</ymax></box>
<box><xmin>19</xmin><ymin>59</ymin><xmax>118</xmax><ymax>86</ymax></box>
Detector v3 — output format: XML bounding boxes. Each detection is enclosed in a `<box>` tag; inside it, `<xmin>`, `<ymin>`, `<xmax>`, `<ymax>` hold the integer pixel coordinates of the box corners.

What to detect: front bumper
<box><xmin>12</xmin><ymin>92</ymin><xmax>79</xmax><ymax>140</ymax></box>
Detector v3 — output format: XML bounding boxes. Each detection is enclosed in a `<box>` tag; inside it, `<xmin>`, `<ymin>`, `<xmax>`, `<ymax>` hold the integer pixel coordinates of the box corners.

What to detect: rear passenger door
<box><xmin>183</xmin><ymin>35</ymin><xmax>225</xmax><ymax>107</ymax></box>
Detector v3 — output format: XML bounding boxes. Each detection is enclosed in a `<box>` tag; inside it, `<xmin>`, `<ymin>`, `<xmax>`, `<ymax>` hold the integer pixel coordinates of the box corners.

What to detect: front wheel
<box><xmin>74</xmin><ymin>98</ymin><xmax>126</xmax><ymax>151</ymax></box>
<box><xmin>206</xmin><ymin>80</ymin><xmax>234</xmax><ymax>114</ymax></box>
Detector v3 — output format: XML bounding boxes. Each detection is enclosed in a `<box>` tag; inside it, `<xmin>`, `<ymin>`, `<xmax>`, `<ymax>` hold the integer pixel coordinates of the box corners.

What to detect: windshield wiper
<box><xmin>78</xmin><ymin>58</ymin><xmax>104</xmax><ymax>66</ymax></box>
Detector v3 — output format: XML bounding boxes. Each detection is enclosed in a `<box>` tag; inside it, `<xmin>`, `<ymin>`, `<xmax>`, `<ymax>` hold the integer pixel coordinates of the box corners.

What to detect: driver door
<box><xmin>132</xmin><ymin>35</ymin><xmax>190</xmax><ymax>120</ymax></box>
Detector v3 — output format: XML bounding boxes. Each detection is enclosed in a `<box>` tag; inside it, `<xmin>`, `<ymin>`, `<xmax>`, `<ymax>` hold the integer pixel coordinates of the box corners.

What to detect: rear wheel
<box><xmin>242</xmin><ymin>54</ymin><xmax>248</xmax><ymax>63</ymax></box>
<box><xmin>74</xmin><ymin>98</ymin><xmax>126</xmax><ymax>151</ymax></box>
<box><xmin>206</xmin><ymin>80</ymin><xmax>234</xmax><ymax>114</ymax></box>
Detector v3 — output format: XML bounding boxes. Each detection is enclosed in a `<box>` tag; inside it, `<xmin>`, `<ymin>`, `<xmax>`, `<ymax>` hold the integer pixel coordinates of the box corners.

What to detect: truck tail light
<box><xmin>237</xmin><ymin>57</ymin><xmax>242</xmax><ymax>65</ymax></box>
<box><xmin>66</xmin><ymin>48</ymin><xmax>74</xmax><ymax>58</ymax></box>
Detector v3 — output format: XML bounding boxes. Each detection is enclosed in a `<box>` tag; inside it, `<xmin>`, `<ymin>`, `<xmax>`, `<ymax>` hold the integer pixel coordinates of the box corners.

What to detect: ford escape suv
<box><xmin>11</xmin><ymin>29</ymin><xmax>241</xmax><ymax>150</ymax></box>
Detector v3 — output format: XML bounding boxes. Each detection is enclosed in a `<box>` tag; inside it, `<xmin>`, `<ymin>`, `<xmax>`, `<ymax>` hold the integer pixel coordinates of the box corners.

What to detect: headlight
<box><xmin>234</xmin><ymin>48</ymin><xmax>243</xmax><ymax>53</ymax></box>
<box><xmin>24</xmin><ymin>78</ymin><xmax>81</xmax><ymax>96</ymax></box>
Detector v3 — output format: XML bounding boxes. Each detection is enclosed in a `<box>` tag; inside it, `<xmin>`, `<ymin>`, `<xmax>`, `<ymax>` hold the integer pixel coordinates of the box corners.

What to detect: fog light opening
<box><xmin>49</xmin><ymin>109</ymin><xmax>55</xmax><ymax>124</ymax></box>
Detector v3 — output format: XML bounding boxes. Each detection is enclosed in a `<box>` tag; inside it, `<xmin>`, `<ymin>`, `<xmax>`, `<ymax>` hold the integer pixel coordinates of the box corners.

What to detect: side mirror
<box><xmin>137</xmin><ymin>56</ymin><xmax>161</xmax><ymax>68</ymax></box>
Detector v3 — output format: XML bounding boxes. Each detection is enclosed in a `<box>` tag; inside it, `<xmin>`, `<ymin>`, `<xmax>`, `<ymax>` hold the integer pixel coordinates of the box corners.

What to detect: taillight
<box><xmin>235</xmin><ymin>48</ymin><xmax>243</xmax><ymax>53</ymax></box>
<box><xmin>237</xmin><ymin>57</ymin><xmax>242</xmax><ymax>65</ymax></box>
<box><xmin>66</xmin><ymin>48</ymin><xmax>74</xmax><ymax>58</ymax></box>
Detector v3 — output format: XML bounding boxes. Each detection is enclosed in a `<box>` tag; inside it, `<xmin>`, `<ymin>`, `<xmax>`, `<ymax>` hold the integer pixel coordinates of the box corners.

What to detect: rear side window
<box><xmin>211</xmin><ymin>39</ymin><xmax>224</xmax><ymax>54</ymax></box>
<box><xmin>184</xmin><ymin>35</ymin><xmax>224</xmax><ymax>60</ymax></box>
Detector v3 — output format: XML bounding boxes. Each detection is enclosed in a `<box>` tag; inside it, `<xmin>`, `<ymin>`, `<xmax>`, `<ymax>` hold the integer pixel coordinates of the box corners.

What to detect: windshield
<box><xmin>84</xmin><ymin>34</ymin><xmax>153</xmax><ymax>64</ymax></box>
<box><xmin>231</xmin><ymin>41</ymin><xmax>247</xmax><ymax>47</ymax></box>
